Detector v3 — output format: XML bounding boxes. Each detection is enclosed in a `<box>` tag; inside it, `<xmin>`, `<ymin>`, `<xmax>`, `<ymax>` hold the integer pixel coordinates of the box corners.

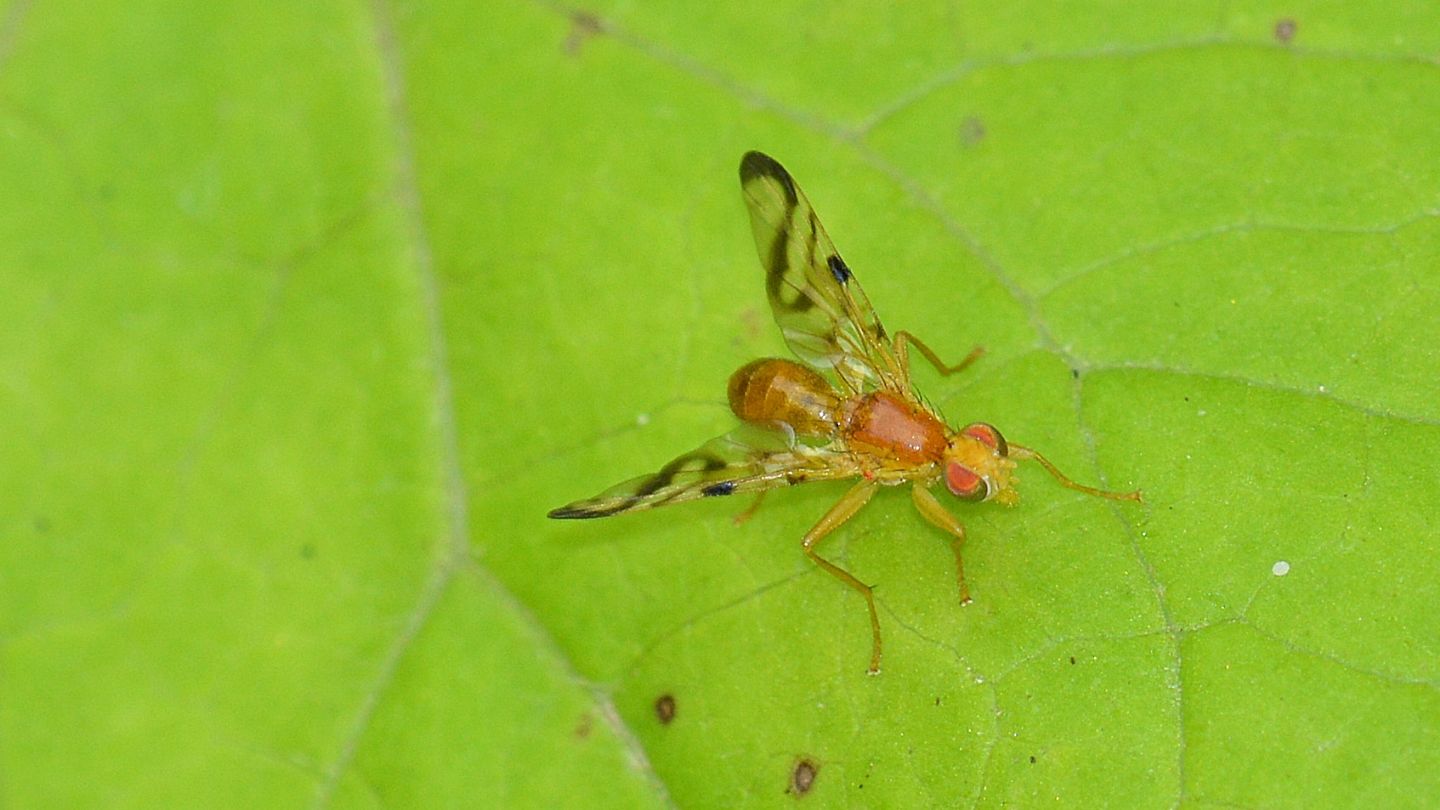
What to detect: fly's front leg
<box><xmin>802</xmin><ymin>479</ymin><xmax>882</xmax><ymax>674</ymax></box>
<box><xmin>911</xmin><ymin>484</ymin><xmax>973</xmax><ymax>605</ymax></box>
<box><xmin>894</xmin><ymin>330</ymin><xmax>984</xmax><ymax>378</ymax></box>
<box><xmin>1008</xmin><ymin>443</ymin><xmax>1144</xmax><ymax>503</ymax></box>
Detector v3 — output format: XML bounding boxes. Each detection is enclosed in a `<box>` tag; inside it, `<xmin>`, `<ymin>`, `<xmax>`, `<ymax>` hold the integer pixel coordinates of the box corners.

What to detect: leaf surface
<box><xmin>3</xmin><ymin>1</ymin><xmax>1437</xmax><ymax>807</ymax></box>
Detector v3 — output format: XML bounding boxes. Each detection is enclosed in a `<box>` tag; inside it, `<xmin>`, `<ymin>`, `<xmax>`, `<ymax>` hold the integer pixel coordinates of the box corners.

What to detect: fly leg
<box><xmin>911</xmin><ymin>484</ymin><xmax>973</xmax><ymax>605</ymax></box>
<box><xmin>1008</xmin><ymin>444</ymin><xmax>1144</xmax><ymax>502</ymax></box>
<box><xmin>894</xmin><ymin>330</ymin><xmax>984</xmax><ymax>377</ymax></box>
<box><xmin>802</xmin><ymin>479</ymin><xmax>882</xmax><ymax>674</ymax></box>
<box><xmin>732</xmin><ymin>490</ymin><xmax>768</xmax><ymax>525</ymax></box>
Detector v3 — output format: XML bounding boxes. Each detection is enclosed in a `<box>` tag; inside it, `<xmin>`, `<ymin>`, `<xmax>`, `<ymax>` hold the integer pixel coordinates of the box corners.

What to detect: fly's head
<box><xmin>943</xmin><ymin>422</ymin><xmax>1018</xmax><ymax>506</ymax></box>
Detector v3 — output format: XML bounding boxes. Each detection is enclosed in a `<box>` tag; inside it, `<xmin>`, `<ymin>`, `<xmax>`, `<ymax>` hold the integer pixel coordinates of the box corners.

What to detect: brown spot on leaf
<box><xmin>564</xmin><ymin>10</ymin><xmax>605</xmax><ymax>55</ymax></box>
<box><xmin>739</xmin><ymin>306</ymin><xmax>764</xmax><ymax>341</ymax></box>
<box><xmin>1274</xmin><ymin>18</ymin><xmax>1297</xmax><ymax>44</ymax></box>
<box><xmin>574</xmin><ymin>712</ymin><xmax>593</xmax><ymax>739</ymax></box>
<box><xmin>654</xmin><ymin>693</ymin><xmax>676</xmax><ymax>725</ymax></box>
<box><xmin>788</xmin><ymin>757</ymin><xmax>818</xmax><ymax>796</ymax></box>
<box><xmin>958</xmin><ymin>115</ymin><xmax>987</xmax><ymax>147</ymax></box>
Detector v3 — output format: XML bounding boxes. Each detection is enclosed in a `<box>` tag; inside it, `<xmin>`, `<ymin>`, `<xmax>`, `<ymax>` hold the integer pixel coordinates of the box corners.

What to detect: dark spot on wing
<box><xmin>547</xmin><ymin>504</ymin><xmax>608</xmax><ymax>519</ymax></box>
<box><xmin>702</xmin><ymin>481</ymin><xmax>737</xmax><ymax>497</ymax></box>
<box><xmin>765</xmin><ymin>226</ymin><xmax>792</xmax><ymax>297</ymax></box>
<box><xmin>1274</xmin><ymin>17</ymin><xmax>1297</xmax><ymax>43</ymax></box>
<box><xmin>740</xmin><ymin>151</ymin><xmax>798</xmax><ymax>206</ymax></box>
<box><xmin>761</xmin><ymin>221</ymin><xmax>815</xmax><ymax>314</ymax></box>
<box><xmin>745</xmin><ymin>152</ymin><xmax>815</xmax><ymax>315</ymax></box>
<box><xmin>827</xmin><ymin>254</ymin><xmax>851</xmax><ymax>284</ymax></box>
<box><xmin>760</xmin><ymin>213</ymin><xmax>817</xmax><ymax>314</ymax></box>
<box><xmin>655</xmin><ymin>693</ymin><xmax>676</xmax><ymax>725</ymax></box>
<box><xmin>788</xmin><ymin>757</ymin><xmax>818</xmax><ymax>796</ymax></box>
<box><xmin>872</xmin><ymin>321</ymin><xmax>887</xmax><ymax>341</ymax></box>
<box><xmin>635</xmin><ymin>452</ymin><xmax>727</xmax><ymax>498</ymax></box>
<box><xmin>805</xmin><ymin>214</ymin><xmax>822</xmax><ymax>278</ymax></box>
<box><xmin>550</xmin><ymin>452</ymin><xmax>727</xmax><ymax>518</ymax></box>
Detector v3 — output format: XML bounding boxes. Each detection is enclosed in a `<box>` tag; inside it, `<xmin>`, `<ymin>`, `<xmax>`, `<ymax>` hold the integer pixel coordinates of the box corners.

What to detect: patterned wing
<box><xmin>548</xmin><ymin>426</ymin><xmax>858</xmax><ymax>519</ymax></box>
<box><xmin>739</xmin><ymin>151</ymin><xmax>904</xmax><ymax>395</ymax></box>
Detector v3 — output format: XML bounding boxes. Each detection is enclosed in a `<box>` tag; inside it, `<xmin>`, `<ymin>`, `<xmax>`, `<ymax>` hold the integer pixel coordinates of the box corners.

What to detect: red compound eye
<box><xmin>962</xmin><ymin>422</ymin><xmax>1008</xmax><ymax>456</ymax></box>
<box><xmin>946</xmin><ymin>461</ymin><xmax>988</xmax><ymax>501</ymax></box>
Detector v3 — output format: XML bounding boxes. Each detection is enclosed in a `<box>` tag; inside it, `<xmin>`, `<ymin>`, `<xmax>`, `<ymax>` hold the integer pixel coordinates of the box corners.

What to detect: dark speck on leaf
<box><xmin>655</xmin><ymin>694</ymin><xmax>676</xmax><ymax>725</ymax></box>
<box><xmin>1274</xmin><ymin>18</ymin><xmax>1297</xmax><ymax>43</ymax></box>
<box><xmin>789</xmin><ymin>758</ymin><xmax>818</xmax><ymax>796</ymax></box>
<box><xmin>1029</xmin><ymin>755</ymin><xmax>1037</xmax><ymax>764</ymax></box>
<box><xmin>958</xmin><ymin>115</ymin><xmax>986</xmax><ymax>146</ymax></box>
<box><xmin>564</xmin><ymin>10</ymin><xmax>605</xmax><ymax>54</ymax></box>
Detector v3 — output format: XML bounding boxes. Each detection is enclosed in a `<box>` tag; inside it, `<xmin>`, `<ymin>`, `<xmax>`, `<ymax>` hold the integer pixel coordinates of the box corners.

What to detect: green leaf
<box><xmin>3</xmin><ymin>1</ymin><xmax>1437</xmax><ymax>807</ymax></box>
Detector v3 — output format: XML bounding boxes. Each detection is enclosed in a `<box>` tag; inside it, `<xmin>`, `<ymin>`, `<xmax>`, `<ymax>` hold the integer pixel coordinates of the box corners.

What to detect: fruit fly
<box><xmin>550</xmin><ymin>152</ymin><xmax>1142</xmax><ymax>674</ymax></box>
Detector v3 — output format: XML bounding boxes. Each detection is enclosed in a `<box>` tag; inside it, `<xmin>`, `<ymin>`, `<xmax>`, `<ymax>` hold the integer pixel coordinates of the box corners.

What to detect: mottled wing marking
<box><xmin>739</xmin><ymin>151</ymin><xmax>901</xmax><ymax>395</ymax></box>
<box><xmin>548</xmin><ymin>426</ymin><xmax>859</xmax><ymax>519</ymax></box>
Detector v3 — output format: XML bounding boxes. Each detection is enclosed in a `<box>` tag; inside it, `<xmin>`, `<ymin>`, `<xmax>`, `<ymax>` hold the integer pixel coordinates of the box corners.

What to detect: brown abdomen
<box><xmin>728</xmin><ymin>358</ymin><xmax>841</xmax><ymax>437</ymax></box>
<box><xmin>844</xmin><ymin>391</ymin><xmax>948</xmax><ymax>465</ymax></box>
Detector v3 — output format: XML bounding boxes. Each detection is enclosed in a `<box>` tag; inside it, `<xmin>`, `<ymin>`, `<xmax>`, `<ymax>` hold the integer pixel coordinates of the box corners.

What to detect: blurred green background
<box><xmin>2</xmin><ymin>1</ymin><xmax>1438</xmax><ymax>807</ymax></box>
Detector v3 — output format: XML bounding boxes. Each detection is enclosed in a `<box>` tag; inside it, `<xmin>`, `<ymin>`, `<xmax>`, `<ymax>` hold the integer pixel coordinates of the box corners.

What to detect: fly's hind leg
<box><xmin>894</xmin><ymin>330</ymin><xmax>984</xmax><ymax>377</ymax></box>
<box><xmin>802</xmin><ymin>479</ymin><xmax>882</xmax><ymax>674</ymax></box>
<box><xmin>912</xmin><ymin>484</ymin><xmax>973</xmax><ymax>605</ymax></box>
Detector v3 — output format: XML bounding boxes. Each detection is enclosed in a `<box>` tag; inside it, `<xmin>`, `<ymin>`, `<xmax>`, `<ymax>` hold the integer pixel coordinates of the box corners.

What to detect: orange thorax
<box><xmin>843</xmin><ymin>391</ymin><xmax>947</xmax><ymax>465</ymax></box>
